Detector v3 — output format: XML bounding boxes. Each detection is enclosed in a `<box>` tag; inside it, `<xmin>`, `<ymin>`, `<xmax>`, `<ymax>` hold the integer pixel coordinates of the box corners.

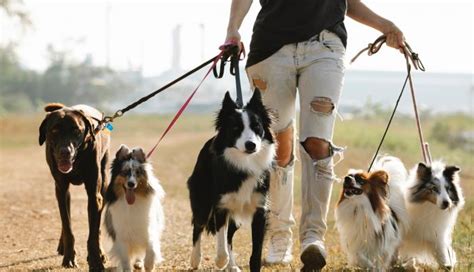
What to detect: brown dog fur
<box><xmin>39</xmin><ymin>103</ymin><xmax>110</xmax><ymax>270</ymax></box>
<box><xmin>338</xmin><ymin>170</ymin><xmax>390</xmax><ymax>219</ymax></box>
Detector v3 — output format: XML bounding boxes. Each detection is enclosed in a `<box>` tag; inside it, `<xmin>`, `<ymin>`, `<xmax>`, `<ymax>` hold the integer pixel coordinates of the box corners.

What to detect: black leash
<box><xmin>367</xmin><ymin>74</ymin><xmax>409</xmax><ymax>172</ymax></box>
<box><xmin>96</xmin><ymin>43</ymin><xmax>246</xmax><ymax>135</ymax></box>
<box><xmin>351</xmin><ymin>36</ymin><xmax>426</xmax><ymax>172</ymax></box>
<box><xmin>213</xmin><ymin>43</ymin><xmax>245</xmax><ymax>108</ymax></box>
<box><xmin>99</xmin><ymin>55</ymin><xmax>219</xmax><ymax>126</ymax></box>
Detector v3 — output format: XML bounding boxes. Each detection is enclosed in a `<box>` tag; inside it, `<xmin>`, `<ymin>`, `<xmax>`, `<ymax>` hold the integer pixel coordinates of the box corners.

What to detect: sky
<box><xmin>1</xmin><ymin>0</ymin><xmax>473</xmax><ymax>76</ymax></box>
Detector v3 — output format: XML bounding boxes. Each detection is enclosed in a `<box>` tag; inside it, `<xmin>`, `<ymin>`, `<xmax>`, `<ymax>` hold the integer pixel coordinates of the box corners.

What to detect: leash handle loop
<box><xmin>214</xmin><ymin>41</ymin><xmax>245</xmax><ymax>108</ymax></box>
<box><xmin>351</xmin><ymin>35</ymin><xmax>431</xmax><ymax>168</ymax></box>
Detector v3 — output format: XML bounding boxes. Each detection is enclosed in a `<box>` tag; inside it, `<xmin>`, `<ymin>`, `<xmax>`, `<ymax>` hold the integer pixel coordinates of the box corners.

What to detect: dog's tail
<box><xmin>375</xmin><ymin>156</ymin><xmax>410</xmax><ymax>234</ymax></box>
<box><xmin>373</xmin><ymin>156</ymin><xmax>407</xmax><ymax>185</ymax></box>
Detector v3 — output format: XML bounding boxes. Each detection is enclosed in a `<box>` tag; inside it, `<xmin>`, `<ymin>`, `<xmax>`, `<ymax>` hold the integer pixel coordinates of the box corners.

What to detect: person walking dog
<box><xmin>224</xmin><ymin>0</ymin><xmax>405</xmax><ymax>270</ymax></box>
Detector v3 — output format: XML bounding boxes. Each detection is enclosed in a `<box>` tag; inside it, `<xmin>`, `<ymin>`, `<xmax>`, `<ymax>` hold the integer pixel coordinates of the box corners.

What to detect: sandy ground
<box><xmin>0</xmin><ymin>118</ymin><xmax>307</xmax><ymax>271</ymax></box>
<box><xmin>0</xmin><ymin>115</ymin><xmax>472</xmax><ymax>271</ymax></box>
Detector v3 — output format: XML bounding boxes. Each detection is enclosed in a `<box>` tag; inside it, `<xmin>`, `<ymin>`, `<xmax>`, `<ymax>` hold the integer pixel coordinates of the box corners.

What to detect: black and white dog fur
<box><xmin>187</xmin><ymin>89</ymin><xmax>275</xmax><ymax>272</ymax></box>
<box><xmin>400</xmin><ymin>161</ymin><xmax>464</xmax><ymax>270</ymax></box>
<box><xmin>103</xmin><ymin>145</ymin><xmax>165</xmax><ymax>271</ymax></box>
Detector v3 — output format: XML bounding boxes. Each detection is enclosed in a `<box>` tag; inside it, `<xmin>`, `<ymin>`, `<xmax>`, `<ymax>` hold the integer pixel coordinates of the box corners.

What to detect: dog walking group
<box><xmin>37</xmin><ymin>1</ymin><xmax>465</xmax><ymax>271</ymax></box>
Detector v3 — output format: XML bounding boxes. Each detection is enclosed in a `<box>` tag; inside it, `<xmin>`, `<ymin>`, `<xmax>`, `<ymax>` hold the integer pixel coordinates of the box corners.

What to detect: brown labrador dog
<box><xmin>39</xmin><ymin>103</ymin><xmax>110</xmax><ymax>270</ymax></box>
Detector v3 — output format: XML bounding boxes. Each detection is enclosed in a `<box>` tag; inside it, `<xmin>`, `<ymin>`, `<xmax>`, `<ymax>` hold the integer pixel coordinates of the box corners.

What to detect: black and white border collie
<box><xmin>103</xmin><ymin>145</ymin><xmax>165</xmax><ymax>271</ymax></box>
<box><xmin>187</xmin><ymin>89</ymin><xmax>275</xmax><ymax>272</ymax></box>
<box><xmin>400</xmin><ymin>161</ymin><xmax>464</xmax><ymax>270</ymax></box>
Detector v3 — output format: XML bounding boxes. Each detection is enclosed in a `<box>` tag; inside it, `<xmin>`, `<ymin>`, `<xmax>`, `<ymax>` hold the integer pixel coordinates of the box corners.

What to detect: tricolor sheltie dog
<box><xmin>187</xmin><ymin>89</ymin><xmax>275</xmax><ymax>272</ymax></box>
<box><xmin>335</xmin><ymin>156</ymin><xmax>409</xmax><ymax>270</ymax></box>
<box><xmin>400</xmin><ymin>161</ymin><xmax>464</xmax><ymax>271</ymax></box>
<box><xmin>103</xmin><ymin>145</ymin><xmax>165</xmax><ymax>271</ymax></box>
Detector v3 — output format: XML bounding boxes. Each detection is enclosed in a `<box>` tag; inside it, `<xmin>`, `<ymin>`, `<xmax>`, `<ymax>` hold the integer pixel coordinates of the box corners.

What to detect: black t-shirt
<box><xmin>247</xmin><ymin>0</ymin><xmax>347</xmax><ymax>67</ymax></box>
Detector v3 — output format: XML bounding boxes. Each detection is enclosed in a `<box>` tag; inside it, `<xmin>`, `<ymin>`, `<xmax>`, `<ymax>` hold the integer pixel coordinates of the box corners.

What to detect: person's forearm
<box><xmin>347</xmin><ymin>0</ymin><xmax>394</xmax><ymax>33</ymax></box>
<box><xmin>227</xmin><ymin>0</ymin><xmax>253</xmax><ymax>32</ymax></box>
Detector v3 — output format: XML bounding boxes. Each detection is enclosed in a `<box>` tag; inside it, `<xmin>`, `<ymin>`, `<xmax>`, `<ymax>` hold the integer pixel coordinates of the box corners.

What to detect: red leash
<box><xmin>145</xmin><ymin>49</ymin><xmax>229</xmax><ymax>159</ymax></box>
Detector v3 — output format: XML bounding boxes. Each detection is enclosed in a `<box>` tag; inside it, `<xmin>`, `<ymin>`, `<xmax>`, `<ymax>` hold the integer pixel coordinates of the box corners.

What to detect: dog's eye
<box><xmin>355</xmin><ymin>177</ymin><xmax>366</xmax><ymax>185</ymax></box>
<box><xmin>429</xmin><ymin>185</ymin><xmax>439</xmax><ymax>193</ymax></box>
<box><xmin>252</xmin><ymin>123</ymin><xmax>262</xmax><ymax>131</ymax></box>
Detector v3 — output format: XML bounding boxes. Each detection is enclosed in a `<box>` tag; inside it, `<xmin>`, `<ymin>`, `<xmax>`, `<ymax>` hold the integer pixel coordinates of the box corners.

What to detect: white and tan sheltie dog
<box><xmin>335</xmin><ymin>156</ymin><xmax>409</xmax><ymax>270</ymax></box>
<box><xmin>103</xmin><ymin>145</ymin><xmax>165</xmax><ymax>271</ymax></box>
<box><xmin>399</xmin><ymin>161</ymin><xmax>464</xmax><ymax>271</ymax></box>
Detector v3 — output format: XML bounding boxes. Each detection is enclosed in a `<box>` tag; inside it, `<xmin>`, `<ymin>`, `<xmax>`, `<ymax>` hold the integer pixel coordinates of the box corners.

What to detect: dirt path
<box><xmin>1</xmin><ymin>115</ymin><xmax>472</xmax><ymax>271</ymax></box>
<box><xmin>0</xmin><ymin>130</ymin><xmax>308</xmax><ymax>271</ymax></box>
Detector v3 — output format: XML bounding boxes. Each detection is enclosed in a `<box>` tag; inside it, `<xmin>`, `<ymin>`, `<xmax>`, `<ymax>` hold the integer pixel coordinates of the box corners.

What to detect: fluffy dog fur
<box><xmin>187</xmin><ymin>89</ymin><xmax>275</xmax><ymax>272</ymax></box>
<box><xmin>335</xmin><ymin>156</ymin><xmax>409</xmax><ymax>270</ymax></box>
<box><xmin>39</xmin><ymin>103</ymin><xmax>109</xmax><ymax>269</ymax></box>
<box><xmin>103</xmin><ymin>145</ymin><xmax>165</xmax><ymax>271</ymax></box>
<box><xmin>399</xmin><ymin>161</ymin><xmax>464</xmax><ymax>270</ymax></box>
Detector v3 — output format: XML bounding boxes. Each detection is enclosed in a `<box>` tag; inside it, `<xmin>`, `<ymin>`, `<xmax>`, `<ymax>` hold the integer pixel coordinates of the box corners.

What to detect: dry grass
<box><xmin>0</xmin><ymin>114</ymin><xmax>472</xmax><ymax>271</ymax></box>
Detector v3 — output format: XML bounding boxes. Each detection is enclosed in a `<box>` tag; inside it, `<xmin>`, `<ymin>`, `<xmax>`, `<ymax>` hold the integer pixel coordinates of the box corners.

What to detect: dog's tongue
<box><xmin>58</xmin><ymin>161</ymin><xmax>73</xmax><ymax>174</ymax></box>
<box><xmin>126</xmin><ymin>188</ymin><xmax>135</xmax><ymax>205</ymax></box>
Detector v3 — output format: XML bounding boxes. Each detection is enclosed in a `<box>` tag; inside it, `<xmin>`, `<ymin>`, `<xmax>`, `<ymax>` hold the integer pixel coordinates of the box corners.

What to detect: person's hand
<box><xmin>382</xmin><ymin>21</ymin><xmax>405</xmax><ymax>53</ymax></box>
<box><xmin>224</xmin><ymin>29</ymin><xmax>243</xmax><ymax>53</ymax></box>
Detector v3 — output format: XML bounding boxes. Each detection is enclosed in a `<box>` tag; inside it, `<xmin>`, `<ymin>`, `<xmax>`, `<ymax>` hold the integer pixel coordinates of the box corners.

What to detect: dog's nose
<box><xmin>245</xmin><ymin>141</ymin><xmax>256</xmax><ymax>152</ymax></box>
<box><xmin>344</xmin><ymin>176</ymin><xmax>354</xmax><ymax>186</ymax></box>
<box><xmin>60</xmin><ymin>147</ymin><xmax>70</xmax><ymax>157</ymax></box>
<box><xmin>441</xmin><ymin>200</ymin><xmax>449</xmax><ymax>209</ymax></box>
<box><xmin>127</xmin><ymin>181</ymin><xmax>135</xmax><ymax>188</ymax></box>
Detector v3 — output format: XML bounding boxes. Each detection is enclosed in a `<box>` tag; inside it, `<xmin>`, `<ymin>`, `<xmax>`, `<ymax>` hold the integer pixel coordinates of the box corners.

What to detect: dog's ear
<box><xmin>39</xmin><ymin>116</ymin><xmax>49</xmax><ymax>146</ymax></box>
<box><xmin>416</xmin><ymin>162</ymin><xmax>431</xmax><ymax>180</ymax></box>
<box><xmin>131</xmin><ymin>148</ymin><xmax>147</xmax><ymax>163</ymax></box>
<box><xmin>215</xmin><ymin>91</ymin><xmax>237</xmax><ymax>130</ymax></box>
<box><xmin>443</xmin><ymin>165</ymin><xmax>461</xmax><ymax>180</ymax></box>
<box><xmin>116</xmin><ymin>144</ymin><xmax>131</xmax><ymax>160</ymax></box>
<box><xmin>246</xmin><ymin>88</ymin><xmax>273</xmax><ymax>125</ymax></box>
<box><xmin>370</xmin><ymin>171</ymin><xmax>389</xmax><ymax>200</ymax></box>
<box><xmin>371</xmin><ymin>170</ymin><xmax>389</xmax><ymax>185</ymax></box>
<box><xmin>76</xmin><ymin>110</ymin><xmax>96</xmax><ymax>142</ymax></box>
<box><xmin>44</xmin><ymin>103</ymin><xmax>65</xmax><ymax>112</ymax></box>
<box><xmin>247</xmin><ymin>88</ymin><xmax>263</xmax><ymax>109</ymax></box>
<box><xmin>222</xmin><ymin>91</ymin><xmax>237</xmax><ymax>110</ymax></box>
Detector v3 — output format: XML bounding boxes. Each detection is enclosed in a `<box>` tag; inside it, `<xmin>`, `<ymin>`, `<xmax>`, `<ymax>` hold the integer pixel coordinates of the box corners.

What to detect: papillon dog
<box><xmin>335</xmin><ymin>156</ymin><xmax>409</xmax><ymax>270</ymax></box>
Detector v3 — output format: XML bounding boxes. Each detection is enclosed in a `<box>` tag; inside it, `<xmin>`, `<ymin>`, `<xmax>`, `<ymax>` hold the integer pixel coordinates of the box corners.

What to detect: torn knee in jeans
<box><xmin>300</xmin><ymin>138</ymin><xmax>345</xmax><ymax>180</ymax></box>
<box><xmin>251</xmin><ymin>77</ymin><xmax>267</xmax><ymax>92</ymax></box>
<box><xmin>275</xmin><ymin>125</ymin><xmax>294</xmax><ymax>167</ymax></box>
<box><xmin>302</xmin><ymin>137</ymin><xmax>331</xmax><ymax>160</ymax></box>
<box><xmin>310</xmin><ymin>97</ymin><xmax>334</xmax><ymax>115</ymax></box>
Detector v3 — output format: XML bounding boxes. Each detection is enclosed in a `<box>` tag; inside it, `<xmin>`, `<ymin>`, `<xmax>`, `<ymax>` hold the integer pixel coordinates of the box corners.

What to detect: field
<box><xmin>0</xmin><ymin>113</ymin><xmax>472</xmax><ymax>271</ymax></box>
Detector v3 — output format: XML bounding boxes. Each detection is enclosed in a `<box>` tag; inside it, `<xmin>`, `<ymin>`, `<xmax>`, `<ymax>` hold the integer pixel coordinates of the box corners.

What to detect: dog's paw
<box><xmin>134</xmin><ymin>259</ymin><xmax>144</xmax><ymax>270</ymax></box>
<box><xmin>215</xmin><ymin>254</ymin><xmax>229</xmax><ymax>270</ymax></box>
<box><xmin>87</xmin><ymin>255</ymin><xmax>105</xmax><ymax>271</ymax></box>
<box><xmin>190</xmin><ymin>255</ymin><xmax>200</xmax><ymax>269</ymax></box>
<box><xmin>190</xmin><ymin>247</ymin><xmax>201</xmax><ymax>269</ymax></box>
<box><xmin>441</xmin><ymin>265</ymin><xmax>454</xmax><ymax>271</ymax></box>
<box><xmin>61</xmin><ymin>256</ymin><xmax>78</xmax><ymax>268</ymax></box>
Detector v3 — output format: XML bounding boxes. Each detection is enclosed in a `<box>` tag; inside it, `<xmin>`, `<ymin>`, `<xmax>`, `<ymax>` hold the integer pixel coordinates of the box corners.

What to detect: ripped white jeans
<box><xmin>246</xmin><ymin>30</ymin><xmax>345</xmax><ymax>246</ymax></box>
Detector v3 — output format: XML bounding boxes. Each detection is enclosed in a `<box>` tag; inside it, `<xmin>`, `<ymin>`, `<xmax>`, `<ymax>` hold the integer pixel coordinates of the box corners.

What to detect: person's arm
<box><xmin>347</xmin><ymin>0</ymin><xmax>404</xmax><ymax>50</ymax></box>
<box><xmin>225</xmin><ymin>0</ymin><xmax>253</xmax><ymax>48</ymax></box>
